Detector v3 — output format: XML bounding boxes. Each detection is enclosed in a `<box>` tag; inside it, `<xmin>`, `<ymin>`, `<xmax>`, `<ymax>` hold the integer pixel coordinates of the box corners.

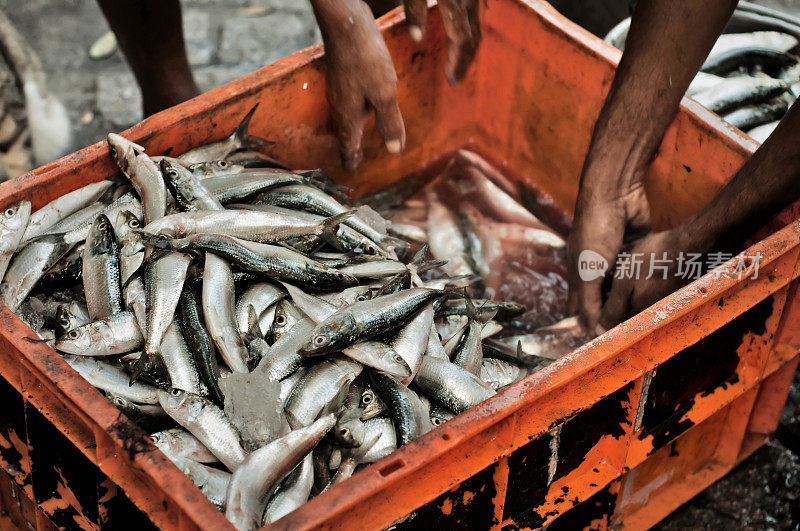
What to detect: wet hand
<box><xmin>567</xmin><ymin>184</ymin><xmax>650</xmax><ymax>333</ymax></box>
<box><xmin>402</xmin><ymin>0</ymin><xmax>481</xmax><ymax>85</ymax></box>
<box><xmin>323</xmin><ymin>0</ymin><xmax>405</xmax><ymax>171</ymax></box>
<box><xmin>599</xmin><ymin>229</ymin><xmax>687</xmax><ymax>328</ymax></box>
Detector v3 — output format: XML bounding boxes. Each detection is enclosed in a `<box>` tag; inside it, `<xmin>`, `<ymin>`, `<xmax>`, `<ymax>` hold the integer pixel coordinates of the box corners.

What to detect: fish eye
<box><xmin>432</xmin><ymin>417</ymin><xmax>442</xmax><ymax>426</ymax></box>
<box><xmin>128</xmin><ymin>219</ymin><xmax>140</xmax><ymax>228</ymax></box>
<box><xmin>313</xmin><ymin>334</ymin><xmax>327</xmax><ymax>345</ymax></box>
<box><xmin>59</xmin><ymin>318</ymin><xmax>70</xmax><ymax>327</ymax></box>
<box><xmin>109</xmin><ymin>147</ymin><xmax>117</xmax><ymax>158</ymax></box>
<box><xmin>68</xmin><ymin>330</ymin><xmax>80</xmax><ymax>339</ymax></box>
<box><xmin>394</xmin><ymin>354</ymin><xmax>405</xmax><ymax>364</ymax></box>
<box><xmin>149</xmin><ymin>434</ymin><xmax>159</xmax><ymax>443</ymax></box>
<box><xmin>275</xmin><ymin>315</ymin><xmax>286</xmax><ymax>326</ymax></box>
<box><xmin>4</xmin><ymin>207</ymin><xmax>15</xmax><ymax>217</ymax></box>
<box><xmin>168</xmin><ymin>169</ymin><xmax>178</xmax><ymax>177</ymax></box>
<box><xmin>114</xmin><ymin>397</ymin><xmax>125</xmax><ymax>406</ymax></box>
<box><xmin>356</xmin><ymin>295</ymin><xmax>367</xmax><ymax>302</ymax></box>
<box><xmin>170</xmin><ymin>388</ymin><xmax>182</xmax><ymax>397</ymax></box>
<box><xmin>339</xmin><ymin>427</ymin><xmax>349</xmax><ymax>437</ymax></box>
<box><xmin>97</xmin><ymin>221</ymin><xmax>107</xmax><ymax>230</ymax></box>
<box><xmin>366</xmin><ymin>245</ymin><xmax>376</xmax><ymax>255</ymax></box>
<box><xmin>361</xmin><ymin>393</ymin><xmax>372</xmax><ymax>405</ymax></box>
<box><xmin>217</xmin><ymin>161</ymin><xmax>227</xmax><ymax>168</ymax></box>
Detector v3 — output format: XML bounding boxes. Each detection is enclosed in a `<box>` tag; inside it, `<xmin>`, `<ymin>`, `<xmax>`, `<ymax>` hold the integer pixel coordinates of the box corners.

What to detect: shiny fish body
<box><xmin>144</xmin><ymin>252</ymin><xmax>192</xmax><ymax>361</ymax></box>
<box><xmin>82</xmin><ymin>215</ymin><xmax>123</xmax><ymax>320</ymax></box>
<box><xmin>158</xmin><ymin>388</ymin><xmax>246</xmax><ymax>471</ymax></box>
<box><xmin>160</xmin><ymin>320</ymin><xmax>204</xmax><ymax>396</ymax></box>
<box><xmin>262</xmin><ymin>454</ymin><xmax>314</xmax><ymax>525</ymax></box>
<box><xmin>694</xmin><ymin>76</ymin><xmax>788</xmax><ymax>113</ymax></box>
<box><xmin>177</xmin><ymin>458</ymin><xmax>231</xmax><ymax>510</ymax></box>
<box><xmin>285</xmin><ymin>358</ymin><xmax>361</xmax><ymax>427</ymax></box>
<box><xmin>21</xmin><ymin>181</ymin><xmax>111</xmax><ymax>244</ymax></box>
<box><xmin>1</xmin><ymin>236</ymin><xmax>74</xmax><ymax>312</ymax></box>
<box><xmin>392</xmin><ymin>303</ymin><xmax>434</xmax><ymax>385</ymax></box>
<box><xmin>204</xmin><ymin>170</ymin><xmax>303</xmax><ymax>203</ymax></box>
<box><xmin>114</xmin><ymin>210</ymin><xmax>145</xmax><ymax>285</ymax></box>
<box><xmin>54</xmin><ymin>311</ymin><xmax>143</xmax><ymax>356</ymax></box>
<box><xmin>204</xmin><ymin>254</ymin><xmax>249</xmax><ymax>373</ymax></box>
<box><xmin>151</xmin><ymin>233</ymin><xmax>356</xmax><ymax>290</ymax></box>
<box><xmin>257</xmin><ymin>184</ymin><xmax>387</xmax><ymax>246</ymax></box>
<box><xmin>64</xmin><ymin>355</ymin><xmax>159</xmax><ymax>404</ymax></box>
<box><xmin>370</xmin><ymin>371</ymin><xmax>431</xmax><ymax>447</ymax></box>
<box><xmin>142</xmin><ymin>209</ymin><xmax>346</xmax><ymax>244</ymax></box>
<box><xmin>414</xmin><ymin>356</ymin><xmax>495</xmax><ymax>414</ymax></box>
<box><xmin>150</xmin><ymin>428</ymin><xmax>218</xmax><ymax>463</ymax></box>
<box><xmin>179</xmin><ymin>284</ymin><xmax>224</xmax><ymax>405</ymax></box>
<box><xmin>224</xmin><ymin>414</ymin><xmax>335</xmax><ymax>531</ymax></box>
<box><xmin>107</xmin><ymin>134</ymin><xmax>167</xmax><ymax>225</ymax></box>
<box><xmin>0</xmin><ymin>201</ymin><xmax>31</xmax><ymax>283</ymax></box>
<box><xmin>234</xmin><ymin>282</ymin><xmax>284</xmax><ymax>336</ymax></box>
<box><xmin>302</xmin><ymin>288</ymin><xmax>443</xmax><ymax>355</ymax></box>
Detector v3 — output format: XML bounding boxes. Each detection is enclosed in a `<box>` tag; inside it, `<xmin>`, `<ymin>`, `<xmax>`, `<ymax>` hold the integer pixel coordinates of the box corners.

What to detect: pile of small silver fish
<box><xmin>607</xmin><ymin>26</ymin><xmax>800</xmax><ymax>142</ymax></box>
<box><xmin>0</xmin><ymin>106</ymin><xmax>581</xmax><ymax>529</ymax></box>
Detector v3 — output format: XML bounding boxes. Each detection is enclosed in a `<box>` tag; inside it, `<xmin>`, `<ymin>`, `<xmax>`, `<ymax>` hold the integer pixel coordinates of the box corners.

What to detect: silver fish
<box><xmin>158</xmin><ymin>388</ymin><xmax>246</xmax><ymax>471</ymax></box>
<box><xmin>224</xmin><ymin>414</ymin><xmax>334</xmax><ymax>531</ymax></box>
<box><xmin>107</xmin><ymin>134</ymin><xmax>167</xmax><ymax>225</ymax></box>
<box><xmin>262</xmin><ymin>453</ymin><xmax>314</xmax><ymax>525</ymax></box>
<box><xmin>54</xmin><ymin>311</ymin><xmax>143</xmax><ymax>356</ymax></box>
<box><xmin>64</xmin><ymin>355</ymin><xmax>159</xmax><ymax>404</ymax></box>
<box><xmin>0</xmin><ymin>200</ymin><xmax>31</xmax><ymax>282</ymax></box>
<box><xmin>150</xmin><ymin>428</ymin><xmax>218</xmax><ymax>463</ymax></box>
<box><xmin>82</xmin><ymin>215</ymin><xmax>123</xmax><ymax>320</ymax></box>
<box><xmin>413</xmin><ymin>356</ymin><xmax>495</xmax><ymax>414</ymax></box>
<box><xmin>21</xmin><ymin>181</ymin><xmax>111</xmax><ymax>244</ymax></box>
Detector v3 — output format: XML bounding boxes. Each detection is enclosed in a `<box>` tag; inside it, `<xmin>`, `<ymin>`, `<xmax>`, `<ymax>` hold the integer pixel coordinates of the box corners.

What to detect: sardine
<box><xmin>21</xmin><ymin>181</ymin><xmax>111</xmax><ymax>244</ymax></box>
<box><xmin>64</xmin><ymin>355</ymin><xmax>159</xmax><ymax>404</ymax></box>
<box><xmin>108</xmin><ymin>134</ymin><xmax>167</xmax><ymax>225</ymax></box>
<box><xmin>179</xmin><ymin>283</ymin><xmax>224</xmax><ymax>405</ymax></box>
<box><xmin>54</xmin><ymin>311</ymin><xmax>143</xmax><ymax>356</ymax></box>
<box><xmin>158</xmin><ymin>388</ymin><xmax>246</xmax><ymax>471</ymax></box>
<box><xmin>370</xmin><ymin>371</ymin><xmax>431</xmax><ymax>446</ymax></box>
<box><xmin>82</xmin><ymin>215</ymin><xmax>123</xmax><ymax>320</ymax></box>
<box><xmin>413</xmin><ymin>356</ymin><xmax>495</xmax><ymax>414</ymax></box>
<box><xmin>0</xmin><ymin>200</ymin><xmax>31</xmax><ymax>282</ymax></box>
<box><xmin>150</xmin><ymin>428</ymin><xmax>218</xmax><ymax>463</ymax></box>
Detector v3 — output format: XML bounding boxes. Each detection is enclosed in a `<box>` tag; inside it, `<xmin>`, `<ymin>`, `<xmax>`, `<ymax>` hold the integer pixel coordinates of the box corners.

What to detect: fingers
<box><xmin>370</xmin><ymin>92</ymin><xmax>406</xmax><ymax>155</ymax></box>
<box><xmin>439</xmin><ymin>0</ymin><xmax>481</xmax><ymax>85</ymax></box>
<box><xmin>403</xmin><ymin>0</ymin><xmax>428</xmax><ymax>42</ymax></box>
<box><xmin>599</xmin><ymin>275</ymin><xmax>632</xmax><ymax>330</ymax></box>
<box><xmin>329</xmin><ymin>90</ymin><xmax>368</xmax><ymax>172</ymax></box>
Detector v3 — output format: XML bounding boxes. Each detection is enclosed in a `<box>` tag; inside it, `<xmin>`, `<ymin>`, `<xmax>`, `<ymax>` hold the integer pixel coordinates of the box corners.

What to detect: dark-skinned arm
<box><xmin>601</xmin><ymin>100</ymin><xmax>800</xmax><ymax>326</ymax></box>
<box><xmin>567</xmin><ymin>0</ymin><xmax>738</xmax><ymax>332</ymax></box>
<box><xmin>310</xmin><ymin>0</ymin><xmax>406</xmax><ymax>171</ymax></box>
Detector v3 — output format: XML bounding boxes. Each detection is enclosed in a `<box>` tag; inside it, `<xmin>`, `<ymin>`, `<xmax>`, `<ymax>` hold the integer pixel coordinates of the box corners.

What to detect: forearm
<box><xmin>675</xmin><ymin>101</ymin><xmax>800</xmax><ymax>252</ymax></box>
<box><xmin>310</xmin><ymin>0</ymin><xmax>369</xmax><ymax>51</ymax></box>
<box><xmin>578</xmin><ymin>0</ymin><xmax>737</xmax><ymax>205</ymax></box>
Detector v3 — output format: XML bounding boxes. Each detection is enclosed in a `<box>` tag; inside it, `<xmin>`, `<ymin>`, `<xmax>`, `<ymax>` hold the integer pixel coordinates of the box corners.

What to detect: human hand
<box><xmin>567</xmin><ymin>181</ymin><xmax>650</xmax><ymax>333</ymax></box>
<box><xmin>320</xmin><ymin>0</ymin><xmax>405</xmax><ymax>171</ymax></box>
<box><xmin>402</xmin><ymin>0</ymin><xmax>481</xmax><ymax>85</ymax></box>
<box><xmin>599</xmin><ymin>229</ymin><xmax>688</xmax><ymax>328</ymax></box>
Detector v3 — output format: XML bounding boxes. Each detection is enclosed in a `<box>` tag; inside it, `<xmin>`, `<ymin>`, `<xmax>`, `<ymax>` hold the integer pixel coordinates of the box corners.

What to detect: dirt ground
<box><xmin>1</xmin><ymin>0</ymin><xmax>799</xmax><ymax>529</ymax></box>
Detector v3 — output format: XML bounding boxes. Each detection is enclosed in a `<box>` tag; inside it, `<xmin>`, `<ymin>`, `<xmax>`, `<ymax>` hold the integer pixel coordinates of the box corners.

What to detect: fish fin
<box><xmin>410</xmin><ymin>243</ymin><xmax>428</xmax><ymax>264</ymax></box>
<box><xmin>300</xmin><ymin>169</ymin><xmax>353</xmax><ymax>200</ymax></box>
<box><xmin>129</xmin><ymin>351</ymin><xmax>155</xmax><ymax>385</ymax></box>
<box><xmin>373</xmin><ymin>272</ymin><xmax>408</xmax><ymax>297</ymax></box>
<box><xmin>319</xmin><ymin>374</ymin><xmax>355</xmax><ymax>421</ymax></box>
<box><xmin>415</xmin><ymin>260</ymin><xmax>448</xmax><ymax>275</ymax></box>
<box><xmin>22</xmin><ymin>336</ymin><xmax>49</xmax><ymax>343</ymax></box>
<box><xmin>24</xmin><ymin>232</ymin><xmax>66</xmax><ymax>245</ymax></box>
<box><xmin>234</xmin><ymin>103</ymin><xmax>274</xmax><ymax>151</ymax></box>
<box><xmin>379</xmin><ymin>235</ymin><xmax>410</xmax><ymax>253</ymax></box>
<box><xmin>319</xmin><ymin>211</ymin><xmax>354</xmax><ymax>246</ymax></box>
<box><xmin>285</xmin><ymin>409</ymin><xmax>303</xmax><ymax>431</ymax></box>
<box><xmin>465</xmin><ymin>299</ymin><xmax>478</xmax><ymax>323</ymax></box>
<box><xmin>351</xmin><ymin>432</ymin><xmax>382</xmax><ymax>461</ymax></box>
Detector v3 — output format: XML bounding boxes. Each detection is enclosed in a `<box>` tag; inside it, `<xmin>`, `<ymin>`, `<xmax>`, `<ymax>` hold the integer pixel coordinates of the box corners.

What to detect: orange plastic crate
<box><xmin>0</xmin><ymin>1</ymin><xmax>797</xmax><ymax>529</ymax></box>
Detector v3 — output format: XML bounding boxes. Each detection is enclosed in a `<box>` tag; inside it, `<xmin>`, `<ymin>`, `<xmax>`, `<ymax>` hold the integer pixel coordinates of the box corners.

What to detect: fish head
<box><xmin>107</xmin><ymin>133</ymin><xmax>145</xmax><ymax>173</ymax></box>
<box><xmin>360</xmin><ymin>387</ymin><xmax>387</xmax><ymax>421</ymax></box>
<box><xmin>54</xmin><ymin>303</ymin><xmax>85</xmax><ymax>336</ymax></box>
<box><xmin>115</xmin><ymin>210</ymin><xmax>142</xmax><ymax>240</ymax></box>
<box><xmin>88</xmin><ymin>214</ymin><xmax>117</xmax><ymax>255</ymax></box>
<box><xmin>160</xmin><ymin>160</ymin><xmax>198</xmax><ymax>211</ymax></box>
<box><xmin>157</xmin><ymin>388</ymin><xmax>201</xmax><ymax>420</ymax></box>
<box><xmin>0</xmin><ymin>201</ymin><xmax>30</xmax><ymax>235</ymax></box>
<box><xmin>333</xmin><ymin>412</ymin><xmax>366</xmax><ymax>447</ymax></box>
<box><xmin>54</xmin><ymin>325</ymin><xmax>92</xmax><ymax>354</ymax></box>
<box><xmin>189</xmin><ymin>160</ymin><xmax>244</xmax><ymax>178</ymax></box>
<box><xmin>301</xmin><ymin>313</ymin><xmax>357</xmax><ymax>355</ymax></box>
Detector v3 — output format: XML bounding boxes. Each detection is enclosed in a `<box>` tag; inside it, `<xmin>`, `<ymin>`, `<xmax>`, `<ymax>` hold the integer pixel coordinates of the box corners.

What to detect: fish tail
<box><xmin>234</xmin><ymin>103</ymin><xmax>274</xmax><ymax>151</ymax></box>
<box><xmin>129</xmin><ymin>350</ymin><xmax>156</xmax><ymax>385</ymax></box>
<box><xmin>300</xmin><ymin>169</ymin><xmax>353</xmax><ymax>200</ymax></box>
<box><xmin>319</xmin><ymin>211</ymin><xmax>354</xmax><ymax>246</ymax></box>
